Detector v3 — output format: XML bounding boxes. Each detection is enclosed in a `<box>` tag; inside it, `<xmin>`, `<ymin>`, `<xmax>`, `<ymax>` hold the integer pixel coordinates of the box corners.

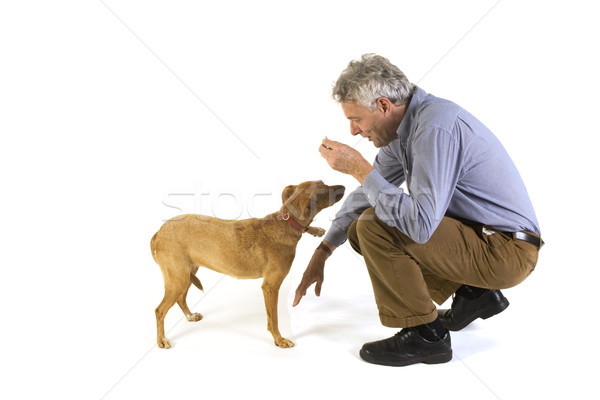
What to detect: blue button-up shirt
<box><xmin>324</xmin><ymin>87</ymin><xmax>540</xmax><ymax>246</ymax></box>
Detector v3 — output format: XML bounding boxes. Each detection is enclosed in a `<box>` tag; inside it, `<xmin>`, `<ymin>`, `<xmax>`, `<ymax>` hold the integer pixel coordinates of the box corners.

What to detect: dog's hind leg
<box><xmin>262</xmin><ymin>271</ymin><xmax>294</xmax><ymax>348</ymax></box>
<box><xmin>177</xmin><ymin>266</ymin><xmax>204</xmax><ymax>322</ymax></box>
<box><xmin>155</xmin><ymin>292</ymin><xmax>178</xmax><ymax>349</ymax></box>
<box><xmin>155</xmin><ymin>263</ymin><xmax>190</xmax><ymax>349</ymax></box>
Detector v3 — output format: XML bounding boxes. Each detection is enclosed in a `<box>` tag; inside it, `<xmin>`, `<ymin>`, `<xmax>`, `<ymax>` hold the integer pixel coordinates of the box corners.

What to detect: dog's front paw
<box><xmin>158</xmin><ymin>337</ymin><xmax>172</xmax><ymax>349</ymax></box>
<box><xmin>275</xmin><ymin>337</ymin><xmax>295</xmax><ymax>348</ymax></box>
<box><xmin>186</xmin><ymin>312</ymin><xmax>203</xmax><ymax>322</ymax></box>
<box><xmin>308</xmin><ymin>227</ymin><xmax>326</xmax><ymax>237</ymax></box>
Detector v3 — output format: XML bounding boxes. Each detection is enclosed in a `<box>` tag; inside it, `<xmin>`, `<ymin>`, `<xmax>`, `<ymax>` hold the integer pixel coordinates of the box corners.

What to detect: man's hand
<box><xmin>319</xmin><ymin>137</ymin><xmax>374</xmax><ymax>184</ymax></box>
<box><xmin>293</xmin><ymin>242</ymin><xmax>335</xmax><ymax>307</ymax></box>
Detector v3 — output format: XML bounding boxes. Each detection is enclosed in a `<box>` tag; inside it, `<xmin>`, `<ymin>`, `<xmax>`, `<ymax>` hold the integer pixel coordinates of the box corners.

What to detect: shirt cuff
<box><xmin>323</xmin><ymin>224</ymin><xmax>348</xmax><ymax>247</ymax></box>
<box><xmin>362</xmin><ymin>169</ymin><xmax>392</xmax><ymax>207</ymax></box>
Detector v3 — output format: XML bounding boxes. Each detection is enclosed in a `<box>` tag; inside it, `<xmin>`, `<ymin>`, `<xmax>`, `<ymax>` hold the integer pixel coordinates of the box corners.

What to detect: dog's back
<box><xmin>151</xmin><ymin>214</ymin><xmax>276</xmax><ymax>279</ymax></box>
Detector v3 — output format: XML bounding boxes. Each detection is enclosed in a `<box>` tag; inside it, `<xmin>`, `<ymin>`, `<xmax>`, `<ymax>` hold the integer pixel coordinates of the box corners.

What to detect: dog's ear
<box><xmin>282</xmin><ymin>185</ymin><xmax>297</xmax><ymax>203</ymax></box>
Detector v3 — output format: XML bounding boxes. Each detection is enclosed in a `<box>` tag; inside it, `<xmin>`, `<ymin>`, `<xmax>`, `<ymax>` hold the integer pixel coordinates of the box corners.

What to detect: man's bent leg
<box><xmin>348</xmin><ymin>208</ymin><xmax>537</xmax><ymax>366</ymax></box>
<box><xmin>351</xmin><ymin>209</ymin><xmax>447</xmax><ymax>327</ymax></box>
<box><xmin>349</xmin><ymin>208</ymin><xmax>537</xmax><ymax>328</ymax></box>
<box><xmin>350</xmin><ymin>210</ymin><xmax>458</xmax><ymax>366</ymax></box>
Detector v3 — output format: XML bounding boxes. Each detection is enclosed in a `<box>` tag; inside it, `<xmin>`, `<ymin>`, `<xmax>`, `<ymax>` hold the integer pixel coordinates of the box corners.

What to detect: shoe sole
<box><xmin>359</xmin><ymin>349</ymin><xmax>453</xmax><ymax>367</ymax></box>
<box><xmin>446</xmin><ymin>297</ymin><xmax>510</xmax><ymax>331</ymax></box>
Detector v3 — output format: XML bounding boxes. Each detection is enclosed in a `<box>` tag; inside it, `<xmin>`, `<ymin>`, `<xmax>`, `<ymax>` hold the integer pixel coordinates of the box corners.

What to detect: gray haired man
<box><xmin>293</xmin><ymin>54</ymin><xmax>543</xmax><ymax>367</ymax></box>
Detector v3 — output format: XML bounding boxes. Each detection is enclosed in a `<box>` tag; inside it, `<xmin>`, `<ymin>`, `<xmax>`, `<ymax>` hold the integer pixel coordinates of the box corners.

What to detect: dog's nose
<box><xmin>332</xmin><ymin>185</ymin><xmax>345</xmax><ymax>201</ymax></box>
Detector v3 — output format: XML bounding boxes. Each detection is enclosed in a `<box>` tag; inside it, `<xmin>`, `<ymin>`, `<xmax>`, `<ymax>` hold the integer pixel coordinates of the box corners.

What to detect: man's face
<box><xmin>341</xmin><ymin>101</ymin><xmax>398</xmax><ymax>148</ymax></box>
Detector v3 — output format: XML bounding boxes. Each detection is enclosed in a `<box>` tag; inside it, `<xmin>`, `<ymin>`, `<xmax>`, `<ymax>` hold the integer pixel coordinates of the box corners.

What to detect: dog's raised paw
<box><xmin>308</xmin><ymin>227</ymin><xmax>326</xmax><ymax>237</ymax></box>
<box><xmin>187</xmin><ymin>313</ymin><xmax>203</xmax><ymax>322</ymax></box>
<box><xmin>158</xmin><ymin>337</ymin><xmax>172</xmax><ymax>349</ymax></box>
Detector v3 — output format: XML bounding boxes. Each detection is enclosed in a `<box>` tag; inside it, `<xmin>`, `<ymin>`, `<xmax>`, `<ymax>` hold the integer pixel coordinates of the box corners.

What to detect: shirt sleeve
<box><xmin>324</xmin><ymin>145</ymin><xmax>406</xmax><ymax>247</ymax></box>
<box><xmin>362</xmin><ymin>126</ymin><xmax>461</xmax><ymax>243</ymax></box>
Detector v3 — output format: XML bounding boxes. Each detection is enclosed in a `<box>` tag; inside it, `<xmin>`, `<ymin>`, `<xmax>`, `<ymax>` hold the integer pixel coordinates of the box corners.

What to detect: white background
<box><xmin>1</xmin><ymin>1</ymin><xmax>598</xmax><ymax>399</ymax></box>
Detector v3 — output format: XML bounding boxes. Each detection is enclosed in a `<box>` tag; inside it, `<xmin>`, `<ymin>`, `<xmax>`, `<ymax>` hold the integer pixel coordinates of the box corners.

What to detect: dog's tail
<box><xmin>190</xmin><ymin>273</ymin><xmax>204</xmax><ymax>292</ymax></box>
<box><xmin>150</xmin><ymin>232</ymin><xmax>159</xmax><ymax>264</ymax></box>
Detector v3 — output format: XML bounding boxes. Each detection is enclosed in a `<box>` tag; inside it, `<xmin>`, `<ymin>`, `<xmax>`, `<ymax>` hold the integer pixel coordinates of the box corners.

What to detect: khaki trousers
<box><xmin>348</xmin><ymin>208</ymin><xmax>539</xmax><ymax>328</ymax></box>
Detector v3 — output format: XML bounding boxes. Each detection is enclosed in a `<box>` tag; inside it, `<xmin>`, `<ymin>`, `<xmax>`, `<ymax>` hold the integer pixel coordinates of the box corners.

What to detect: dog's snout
<box><xmin>331</xmin><ymin>185</ymin><xmax>345</xmax><ymax>202</ymax></box>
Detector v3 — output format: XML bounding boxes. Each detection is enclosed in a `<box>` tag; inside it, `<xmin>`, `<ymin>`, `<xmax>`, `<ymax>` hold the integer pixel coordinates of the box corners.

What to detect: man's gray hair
<box><xmin>332</xmin><ymin>54</ymin><xmax>415</xmax><ymax>111</ymax></box>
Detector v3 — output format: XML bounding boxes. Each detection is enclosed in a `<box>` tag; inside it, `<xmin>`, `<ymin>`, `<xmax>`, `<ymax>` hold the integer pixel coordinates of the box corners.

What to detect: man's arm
<box><xmin>322</xmin><ymin>140</ymin><xmax>406</xmax><ymax>247</ymax></box>
<box><xmin>361</xmin><ymin>127</ymin><xmax>461</xmax><ymax>243</ymax></box>
<box><xmin>292</xmin><ymin>240</ymin><xmax>335</xmax><ymax>306</ymax></box>
<box><xmin>293</xmin><ymin>139</ymin><xmax>407</xmax><ymax>307</ymax></box>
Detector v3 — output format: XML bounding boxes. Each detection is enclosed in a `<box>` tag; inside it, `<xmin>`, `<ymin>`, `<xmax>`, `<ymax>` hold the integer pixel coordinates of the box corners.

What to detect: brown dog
<box><xmin>151</xmin><ymin>181</ymin><xmax>345</xmax><ymax>348</ymax></box>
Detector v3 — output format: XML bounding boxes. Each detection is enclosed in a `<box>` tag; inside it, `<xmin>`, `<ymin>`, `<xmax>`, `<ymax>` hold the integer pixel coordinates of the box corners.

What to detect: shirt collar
<box><xmin>396</xmin><ymin>86</ymin><xmax>426</xmax><ymax>145</ymax></box>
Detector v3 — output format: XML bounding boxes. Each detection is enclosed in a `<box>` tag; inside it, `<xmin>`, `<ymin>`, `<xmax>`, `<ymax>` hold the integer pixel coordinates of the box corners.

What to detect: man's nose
<box><xmin>350</xmin><ymin>122</ymin><xmax>361</xmax><ymax>136</ymax></box>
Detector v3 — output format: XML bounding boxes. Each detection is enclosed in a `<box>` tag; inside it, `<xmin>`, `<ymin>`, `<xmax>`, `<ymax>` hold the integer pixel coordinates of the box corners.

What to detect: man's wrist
<box><xmin>352</xmin><ymin>162</ymin><xmax>374</xmax><ymax>184</ymax></box>
<box><xmin>318</xmin><ymin>241</ymin><xmax>336</xmax><ymax>256</ymax></box>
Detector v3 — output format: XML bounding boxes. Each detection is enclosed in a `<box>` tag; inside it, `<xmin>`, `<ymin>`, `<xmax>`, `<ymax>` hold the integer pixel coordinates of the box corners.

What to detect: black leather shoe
<box><xmin>438</xmin><ymin>289</ymin><xmax>509</xmax><ymax>331</ymax></box>
<box><xmin>359</xmin><ymin>328</ymin><xmax>452</xmax><ymax>367</ymax></box>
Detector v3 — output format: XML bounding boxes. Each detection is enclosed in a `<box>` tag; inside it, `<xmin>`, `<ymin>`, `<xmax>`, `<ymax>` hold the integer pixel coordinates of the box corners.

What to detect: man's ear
<box><xmin>377</xmin><ymin>97</ymin><xmax>393</xmax><ymax>116</ymax></box>
<box><xmin>282</xmin><ymin>185</ymin><xmax>296</xmax><ymax>203</ymax></box>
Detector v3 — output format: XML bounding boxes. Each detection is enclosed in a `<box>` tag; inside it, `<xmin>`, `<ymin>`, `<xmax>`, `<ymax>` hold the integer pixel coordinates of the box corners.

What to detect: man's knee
<box><xmin>355</xmin><ymin>208</ymin><xmax>386</xmax><ymax>241</ymax></box>
<box><xmin>353</xmin><ymin>208</ymin><xmax>389</xmax><ymax>246</ymax></box>
<box><xmin>354</xmin><ymin>208</ymin><xmax>416</xmax><ymax>252</ymax></box>
<box><xmin>348</xmin><ymin>208</ymin><xmax>377</xmax><ymax>254</ymax></box>
<box><xmin>348</xmin><ymin>218</ymin><xmax>360</xmax><ymax>254</ymax></box>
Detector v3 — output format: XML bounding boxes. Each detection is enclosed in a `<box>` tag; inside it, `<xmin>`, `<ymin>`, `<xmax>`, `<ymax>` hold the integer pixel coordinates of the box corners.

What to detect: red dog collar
<box><xmin>280</xmin><ymin>211</ymin><xmax>308</xmax><ymax>232</ymax></box>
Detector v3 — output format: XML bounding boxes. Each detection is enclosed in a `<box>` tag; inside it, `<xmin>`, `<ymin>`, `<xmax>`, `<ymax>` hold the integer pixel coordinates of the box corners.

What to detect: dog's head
<box><xmin>281</xmin><ymin>180</ymin><xmax>345</xmax><ymax>223</ymax></box>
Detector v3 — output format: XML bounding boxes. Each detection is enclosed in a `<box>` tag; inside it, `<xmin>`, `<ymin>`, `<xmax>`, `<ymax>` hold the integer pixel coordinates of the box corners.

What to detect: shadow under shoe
<box><xmin>359</xmin><ymin>328</ymin><xmax>452</xmax><ymax>367</ymax></box>
<box><xmin>438</xmin><ymin>289</ymin><xmax>510</xmax><ymax>331</ymax></box>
